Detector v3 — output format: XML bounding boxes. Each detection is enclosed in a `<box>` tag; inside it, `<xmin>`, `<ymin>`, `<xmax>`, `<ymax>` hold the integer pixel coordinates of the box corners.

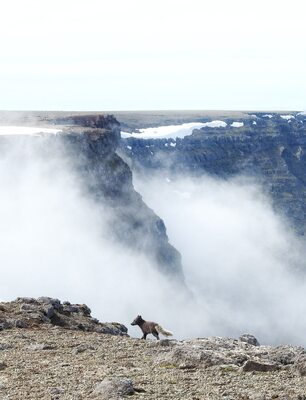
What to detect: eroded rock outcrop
<box><xmin>152</xmin><ymin>335</ymin><xmax>306</xmax><ymax>378</ymax></box>
<box><xmin>0</xmin><ymin>297</ymin><xmax>127</xmax><ymax>335</ymax></box>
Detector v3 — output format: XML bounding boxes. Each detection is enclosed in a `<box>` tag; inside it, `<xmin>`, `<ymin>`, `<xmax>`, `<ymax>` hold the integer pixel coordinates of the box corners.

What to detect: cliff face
<box><xmin>119</xmin><ymin>113</ymin><xmax>306</xmax><ymax>234</ymax></box>
<box><xmin>61</xmin><ymin>117</ymin><xmax>183</xmax><ymax>279</ymax></box>
<box><xmin>0</xmin><ymin>115</ymin><xmax>184</xmax><ymax>280</ymax></box>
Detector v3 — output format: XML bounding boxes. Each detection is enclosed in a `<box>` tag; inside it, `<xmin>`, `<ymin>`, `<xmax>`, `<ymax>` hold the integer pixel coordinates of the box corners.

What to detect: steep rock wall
<box><xmin>119</xmin><ymin>114</ymin><xmax>306</xmax><ymax>234</ymax></box>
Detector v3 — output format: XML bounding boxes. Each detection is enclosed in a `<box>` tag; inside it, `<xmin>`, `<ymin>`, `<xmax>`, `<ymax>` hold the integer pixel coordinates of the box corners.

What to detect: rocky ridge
<box><xmin>0</xmin><ymin>297</ymin><xmax>127</xmax><ymax>336</ymax></box>
<box><xmin>0</xmin><ymin>298</ymin><xmax>306</xmax><ymax>399</ymax></box>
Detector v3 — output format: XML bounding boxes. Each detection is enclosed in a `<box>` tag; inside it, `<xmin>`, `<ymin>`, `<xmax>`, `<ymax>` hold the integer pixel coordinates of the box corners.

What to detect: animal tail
<box><xmin>155</xmin><ymin>324</ymin><xmax>173</xmax><ymax>337</ymax></box>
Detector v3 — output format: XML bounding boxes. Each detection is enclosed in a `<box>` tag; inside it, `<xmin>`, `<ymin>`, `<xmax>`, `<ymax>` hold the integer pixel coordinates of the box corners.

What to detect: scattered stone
<box><xmin>267</xmin><ymin>345</ymin><xmax>305</xmax><ymax>366</ymax></box>
<box><xmin>14</xmin><ymin>320</ymin><xmax>27</xmax><ymax>328</ymax></box>
<box><xmin>49</xmin><ymin>387</ymin><xmax>65</xmax><ymax>395</ymax></box>
<box><xmin>72</xmin><ymin>344</ymin><xmax>96</xmax><ymax>354</ymax></box>
<box><xmin>0</xmin><ymin>343</ymin><xmax>13</xmax><ymax>350</ymax></box>
<box><xmin>242</xmin><ymin>360</ymin><xmax>279</xmax><ymax>372</ymax></box>
<box><xmin>20</xmin><ymin>303</ymin><xmax>38</xmax><ymax>312</ymax></box>
<box><xmin>27</xmin><ymin>343</ymin><xmax>55</xmax><ymax>351</ymax></box>
<box><xmin>16</xmin><ymin>297</ymin><xmax>36</xmax><ymax>304</ymax></box>
<box><xmin>0</xmin><ymin>362</ymin><xmax>7</xmax><ymax>371</ymax></box>
<box><xmin>239</xmin><ymin>334</ymin><xmax>260</xmax><ymax>346</ymax></box>
<box><xmin>294</xmin><ymin>355</ymin><xmax>306</xmax><ymax>376</ymax></box>
<box><xmin>0</xmin><ymin>322</ymin><xmax>11</xmax><ymax>330</ymax></box>
<box><xmin>93</xmin><ymin>377</ymin><xmax>135</xmax><ymax>399</ymax></box>
<box><xmin>159</xmin><ymin>339</ymin><xmax>176</xmax><ymax>347</ymax></box>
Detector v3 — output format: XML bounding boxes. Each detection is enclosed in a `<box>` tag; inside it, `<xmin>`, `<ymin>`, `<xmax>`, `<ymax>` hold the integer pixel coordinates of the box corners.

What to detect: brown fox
<box><xmin>131</xmin><ymin>315</ymin><xmax>173</xmax><ymax>340</ymax></box>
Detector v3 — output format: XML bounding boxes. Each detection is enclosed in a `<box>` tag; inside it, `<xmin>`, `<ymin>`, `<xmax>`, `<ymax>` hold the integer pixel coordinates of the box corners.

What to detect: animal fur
<box><xmin>131</xmin><ymin>315</ymin><xmax>173</xmax><ymax>340</ymax></box>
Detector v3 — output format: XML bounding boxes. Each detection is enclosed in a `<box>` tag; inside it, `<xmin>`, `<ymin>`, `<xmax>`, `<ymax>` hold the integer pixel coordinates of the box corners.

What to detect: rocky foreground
<box><xmin>1</xmin><ymin>298</ymin><xmax>306</xmax><ymax>399</ymax></box>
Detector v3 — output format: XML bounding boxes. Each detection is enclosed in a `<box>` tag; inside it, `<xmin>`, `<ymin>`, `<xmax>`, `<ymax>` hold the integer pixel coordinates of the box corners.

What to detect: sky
<box><xmin>0</xmin><ymin>0</ymin><xmax>305</xmax><ymax>111</ymax></box>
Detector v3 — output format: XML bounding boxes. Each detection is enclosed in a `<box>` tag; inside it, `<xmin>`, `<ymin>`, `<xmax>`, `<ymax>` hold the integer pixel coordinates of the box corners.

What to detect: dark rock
<box><xmin>14</xmin><ymin>320</ymin><xmax>28</xmax><ymax>328</ymax></box>
<box><xmin>42</xmin><ymin>305</ymin><xmax>55</xmax><ymax>319</ymax></box>
<box><xmin>0</xmin><ymin>343</ymin><xmax>13</xmax><ymax>350</ymax></box>
<box><xmin>242</xmin><ymin>360</ymin><xmax>279</xmax><ymax>372</ymax></box>
<box><xmin>0</xmin><ymin>362</ymin><xmax>7</xmax><ymax>370</ymax></box>
<box><xmin>77</xmin><ymin>304</ymin><xmax>91</xmax><ymax>316</ymax></box>
<box><xmin>37</xmin><ymin>297</ymin><xmax>62</xmax><ymax>311</ymax></box>
<box><xmin>239</xmin><ymin>334</ymin><xmax>260</xmax><ymax>346</ymax></box>
<box><xmin>0</xmin><ymin>321</ymin><xmax>12</xmax><ymax>330</ymax></box>
<box><xmin>63</xmin><ymin>305</ymin><xmax>79</xmax><ymax>314</ymax></box>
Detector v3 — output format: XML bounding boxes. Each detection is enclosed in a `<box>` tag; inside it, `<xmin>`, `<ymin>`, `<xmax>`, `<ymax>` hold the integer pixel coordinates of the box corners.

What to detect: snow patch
<box><xmin>202</xmin><ymin>120</ymin><xmax>227</xmax><ymax>128</ymax></box>
<box><xmin>121</xmin><ymin>121</ymin><xmax>227</xmax><ymax>140</ymax></box>
<box><xmin>296</xmin><ymin>146</ymin><xmax>303</xmax><ymax>160</ymax></box>
<box><xmin>0</xmin><ymin>126</ymin><xmax>62</xmax><ymax>136</ymax></box>
<box><xmin>281</xmin><ymin>115</ymin><xmax>295</xmax><ymax>120</ymax></box>
<box><xmin>170</xmin><ymin>142</ymin><xmax>176</xmax><ymax>147</ymax></box>
<box><xmin>263</xmin><ymin>114</ymin><xmax>273</xmax><ymax>119</ymax></box>
<box><xmin>253</xmin><ymin>121</ymin><xmax>257</xmax><ymax>125</ymax></box>
<box><xmin>231</xmin><ymin>122</ymin><xmax>244</xmax><ymax>128</ymax></box>
<box><xmin>126</xmin><ymin>145</ymin><xmax>132</xmax><ymax>150</ymax></box>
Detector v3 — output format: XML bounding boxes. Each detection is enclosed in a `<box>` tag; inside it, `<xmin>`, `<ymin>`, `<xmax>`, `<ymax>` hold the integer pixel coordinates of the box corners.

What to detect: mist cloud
<box><xmin>1</xmin><ymin>138</ymin><xmax>306</xmax><ymax>345</ymax></box>
<box><xmin>0</xmin><ymin>137</ymin><xmax>185</xmax><ymax>337</ymax></box>
<box><xmin>134</xmin><ymin>173</ymin><xmax>306</xmax><ymax>345</ymax></box>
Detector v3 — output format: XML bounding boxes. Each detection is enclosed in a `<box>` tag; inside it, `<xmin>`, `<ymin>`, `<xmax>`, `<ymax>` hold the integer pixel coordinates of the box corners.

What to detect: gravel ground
<box><xmin>0</xmin><ymin>327</ymin><xmax>306</xmax><ymax>400</ymax></box>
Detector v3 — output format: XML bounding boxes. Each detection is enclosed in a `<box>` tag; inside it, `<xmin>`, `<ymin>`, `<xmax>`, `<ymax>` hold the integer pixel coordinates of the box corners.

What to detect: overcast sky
<box><xmin>0</xmin><ymin>0</ymin><xmax>305</xmax><ymax>111</ymax></box>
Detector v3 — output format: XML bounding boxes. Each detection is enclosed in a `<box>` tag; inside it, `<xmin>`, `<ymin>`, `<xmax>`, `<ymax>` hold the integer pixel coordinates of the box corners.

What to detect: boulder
<box><xmin>156</xmin><ymin>346</ymin><xmax>229</xmax><ymax>369</ymax></box>
<box><xmin>93</xmin><ymin>378</ymin><xmax>135</xmax><ymax>399</ymax></box>
<box><xmin>267</xmin><ymin>345</ymin><xmax>305</xmax><ymax>366</ymax></box>
<box><xmin>242</xmin><ymin>360</ymin><xmax>279</xmax><ymax>372</ymax></box>
<box><xmin>239</xmin><ymin>334</ymin><xmax>260</xmax><ymax>346</ymax></box>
